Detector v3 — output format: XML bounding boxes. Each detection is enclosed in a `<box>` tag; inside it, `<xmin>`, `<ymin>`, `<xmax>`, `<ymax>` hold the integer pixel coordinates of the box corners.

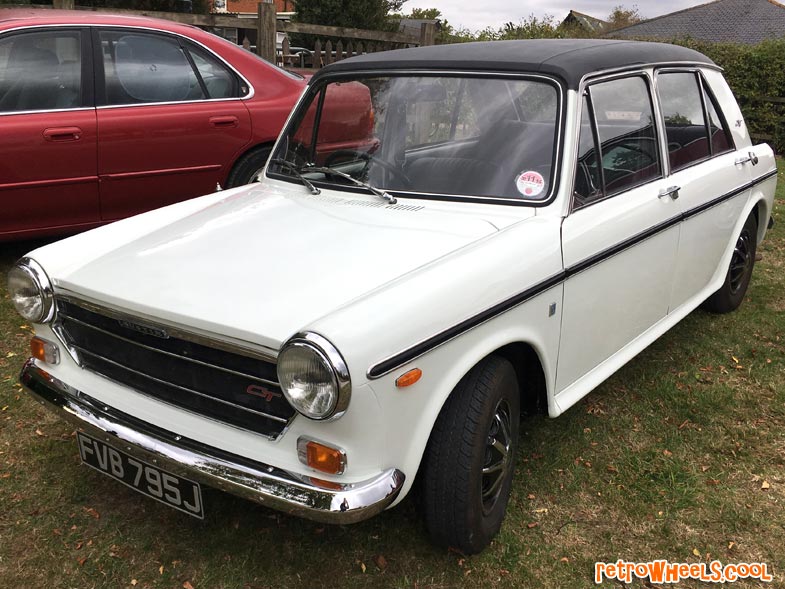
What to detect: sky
<box><xmin>399</xmin><ymin>0</ymin><xmax>713</xmax><ymax>32</ymax></box>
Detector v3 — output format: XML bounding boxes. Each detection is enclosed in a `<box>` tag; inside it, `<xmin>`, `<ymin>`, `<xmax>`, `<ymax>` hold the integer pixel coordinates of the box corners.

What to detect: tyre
<box><xmin>702</xmin><ymin>213</ymin><xmax>758</xmax><ymax>314</ymax></box>
<box><xmin>421</xmin><ymin>355</ymin><xmax>520</xmax><ymax>554</ymax></box>
<box><xmin>225</xmin><ymin>146</ymin><xmax>273</xmax><ymax>188</ymax></box>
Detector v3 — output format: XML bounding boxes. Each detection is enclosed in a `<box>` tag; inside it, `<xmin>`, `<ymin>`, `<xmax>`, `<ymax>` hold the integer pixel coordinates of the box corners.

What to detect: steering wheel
<box><xmin>323</xmin><ymin>149</ymin><xmax>411</xmax><ymax>188</ymax></box>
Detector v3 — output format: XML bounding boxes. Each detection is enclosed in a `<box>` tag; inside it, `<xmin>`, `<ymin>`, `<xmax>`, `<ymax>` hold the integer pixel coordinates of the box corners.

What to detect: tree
<box><xmin>606</xmin><ymin>4</ymin><xmax>643</xmax><ymax>30</ymax></box>
<box><xmin>294</xmin><ymin>0</ymin><xmax>407</xmax><ymax>32</ymax></box>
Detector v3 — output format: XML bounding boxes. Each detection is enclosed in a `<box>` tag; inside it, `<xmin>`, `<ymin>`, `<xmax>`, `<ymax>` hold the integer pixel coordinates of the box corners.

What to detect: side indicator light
<box><xmin>309</xmin><ymin>477</ymin><xmax>344</xmax><ymax>491</ymax></box>
<box><xmin>395</xmin><ymin>368</ymin><xmax>422</xmax><ymax>388</ymax></box>
<box><xmin>297</xmin><ymin>437</ymin><xmax>346</xmax><ymax>475</ymax></box>
<box><xmin>31</xmin><ymin>337</ymin><xmax>59</xmax><ymax>365</ymax></box>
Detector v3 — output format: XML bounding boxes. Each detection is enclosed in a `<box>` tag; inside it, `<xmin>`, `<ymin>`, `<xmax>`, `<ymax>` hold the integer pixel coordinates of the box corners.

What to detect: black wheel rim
<box><xmin>481</xmin><ymin>399</ymin><xmax>514</xmax><ymax>515</ymax></box>
<box><xmin>729</xmin><ymin>230</ymin><xmax>752</xmax><ymax>294</ymax></box>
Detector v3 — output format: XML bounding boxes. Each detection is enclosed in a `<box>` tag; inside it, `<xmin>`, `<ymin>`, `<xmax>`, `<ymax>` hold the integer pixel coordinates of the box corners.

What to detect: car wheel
<box><xmin>702</xmin><ymin>213</ymin><xmax>758</xmax><ymax>314</ymax></box>
<box><xmin>421</xmin><ymin>355</ymin><xmax>520</xmax><ymax>554</ymax></box>
<box><xmin>226</xmin><ymin>146</ymin><xmax>273</xmax><ymax>188</ymax></box>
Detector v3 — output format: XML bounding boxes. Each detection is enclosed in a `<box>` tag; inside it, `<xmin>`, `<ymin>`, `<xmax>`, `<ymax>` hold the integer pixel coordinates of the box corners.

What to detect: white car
<box><xmin>10</xmin><ymin>39</ymin><xmax>777</xmax><ymax>553</ymax></box>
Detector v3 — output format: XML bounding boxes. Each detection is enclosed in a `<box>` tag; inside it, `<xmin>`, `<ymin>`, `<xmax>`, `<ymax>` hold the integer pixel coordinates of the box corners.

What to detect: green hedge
<box><xmin>671</xmin><ymin>38</ymin><xmax>785</xmax><ymax>153</ymax></box>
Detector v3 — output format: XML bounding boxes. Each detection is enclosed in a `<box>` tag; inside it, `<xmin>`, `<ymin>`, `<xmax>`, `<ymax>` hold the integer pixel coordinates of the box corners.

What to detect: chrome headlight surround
<box><xmin>277</xmin><ymin>332</ymin><xmax>351</xmax><ymax>421</ymax></box>
<box><xmin>7</xmin><ymin>257</ymin><xmax>55</xmax><ymax>324</ymax></box>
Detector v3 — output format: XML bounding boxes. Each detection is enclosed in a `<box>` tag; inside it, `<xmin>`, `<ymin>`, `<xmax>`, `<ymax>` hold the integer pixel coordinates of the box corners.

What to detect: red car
<box><xmin>0</xmin><ymin>9</ymin><xmax>309</xmax><ymax>241</ymax></box>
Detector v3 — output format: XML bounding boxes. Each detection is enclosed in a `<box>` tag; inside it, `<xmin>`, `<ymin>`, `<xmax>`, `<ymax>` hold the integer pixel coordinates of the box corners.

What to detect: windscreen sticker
<box><xmin>516</xmin><ymin>170</ymin><xmax>545</xmax><ymax>197</ymax></box>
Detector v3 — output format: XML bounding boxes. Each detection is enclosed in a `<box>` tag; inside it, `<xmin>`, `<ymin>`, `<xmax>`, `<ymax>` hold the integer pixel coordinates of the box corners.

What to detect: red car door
<box><xmin>0</xmin><ymin>28</ymin><xmax>98</xmax><ymax>240</ymax></box>
<box><xmin>94</xmin><ymin>28</ymin><xmax>252</xmax><ymax>221</ymax></box>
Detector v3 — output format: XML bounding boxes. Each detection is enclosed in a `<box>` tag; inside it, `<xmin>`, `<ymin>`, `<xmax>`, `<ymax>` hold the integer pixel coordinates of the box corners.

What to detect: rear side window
<box><xmin>0</xmin><ymin>30</ymin><xmax>82</xmax><ymax>112</ymax></box>
<box><xmin>573</xmin><ymin>75</ymin><xmax>662</xmax><ymax>209</ymax></box>
<box><xmin>658</xmin><ymin>72</ymin><xmax>710</xmax><ymax>171</ymax></box>
<box><xmin>100</xmin><ymin>31</ymin><xmax>240</xmax><ymax>105</ymax></box>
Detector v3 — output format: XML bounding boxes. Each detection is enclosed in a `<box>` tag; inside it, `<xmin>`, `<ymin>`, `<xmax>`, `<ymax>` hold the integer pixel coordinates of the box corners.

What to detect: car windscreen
<box><xmin>268</xmin><ymin>74</ymin><xmax>562</xmax><ymax>203</ymax></box>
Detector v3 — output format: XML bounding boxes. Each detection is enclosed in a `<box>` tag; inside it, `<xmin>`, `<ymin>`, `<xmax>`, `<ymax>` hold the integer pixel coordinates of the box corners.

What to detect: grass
<box><xmin>1</xmin><ymin>161</ymin><xmax>784</xmax><ymax>589</ymax></box>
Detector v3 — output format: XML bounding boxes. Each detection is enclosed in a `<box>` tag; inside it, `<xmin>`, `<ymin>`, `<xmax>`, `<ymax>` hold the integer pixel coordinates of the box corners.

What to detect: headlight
<box><xmin>7</xmin><ymin>258</ymin><xmax>54</xmax><ymax>324</ymax></box>
<box><xmin>277</xmin><ymin>332</ymin><xmax>351</xmax><ymax>420</ymax></box>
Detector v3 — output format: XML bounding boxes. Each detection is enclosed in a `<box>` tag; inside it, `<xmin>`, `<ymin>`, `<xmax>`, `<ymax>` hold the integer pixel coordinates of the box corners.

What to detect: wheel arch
<box><xmin>752</xmin><ymin>196</ymin><xmax>770</xmax><ymax>244</ymax></box>
<box><xmin>222</xmin><ymin>140</ymin><xmax>277</xmax><ymax>187</ymax></box>
<box><xmin>401</xmin><ymin>336</ymin><xmax>551</xmax><ymax>501</ymax></box>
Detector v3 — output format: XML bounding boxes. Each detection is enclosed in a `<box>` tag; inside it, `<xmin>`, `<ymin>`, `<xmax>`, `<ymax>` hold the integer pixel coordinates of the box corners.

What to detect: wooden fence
<box><xmin>40</xmin><ymin>0</ymin><xmax>434</xmax><ymax>67</ymax></box>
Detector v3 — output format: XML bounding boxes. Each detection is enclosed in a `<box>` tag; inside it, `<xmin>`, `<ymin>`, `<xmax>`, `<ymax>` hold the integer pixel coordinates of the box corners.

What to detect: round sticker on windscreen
<box><xmin>516</xmin><ymin>170</ymin><xmax>545</xmax><ymax>197</ymax></box>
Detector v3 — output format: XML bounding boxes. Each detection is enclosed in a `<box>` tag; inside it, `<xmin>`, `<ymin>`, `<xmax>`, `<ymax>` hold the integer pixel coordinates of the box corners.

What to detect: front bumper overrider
<box><xmin>20</xmin><ymin>359</ymin><xmax>404</xmax><ymax>524</ymax></box>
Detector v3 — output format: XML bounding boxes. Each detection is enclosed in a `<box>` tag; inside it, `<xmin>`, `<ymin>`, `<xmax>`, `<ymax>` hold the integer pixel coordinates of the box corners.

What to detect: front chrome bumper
<box><xmin>20</xmin><ymin>359</ymin><xmax>405</xmax><ymax>524</ymax></box>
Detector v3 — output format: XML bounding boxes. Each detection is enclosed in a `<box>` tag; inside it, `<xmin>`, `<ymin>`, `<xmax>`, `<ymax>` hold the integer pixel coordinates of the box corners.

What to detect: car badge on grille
<box><xmin>118</xmin><ymin>319</ymin><xmax>169</xmax><ymax>339</ymax></box>
<box><xmin>246</xmin><ymin>384</ymin><xmax>282</xmax><ymax>402</ymax></box>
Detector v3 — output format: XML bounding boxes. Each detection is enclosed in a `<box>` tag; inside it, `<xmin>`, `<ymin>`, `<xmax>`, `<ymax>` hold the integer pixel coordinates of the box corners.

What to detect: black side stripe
<box><xmin>367</xmin><ymin>169</ymin><xmax>777</xmax><ymax>379</ymax></box>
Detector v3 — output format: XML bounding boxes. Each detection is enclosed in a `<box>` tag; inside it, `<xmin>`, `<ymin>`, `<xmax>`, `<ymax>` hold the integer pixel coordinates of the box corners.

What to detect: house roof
<box><xmin>211</xmin><ymin>0</ymin><xmax>290</xmax><ymax>15</ymax></box>
<box><xmin>606</xmin><ymin>0</ymin><xmax>785</xmax><ymax>44</ymax></box>
<box><xmin>315</xmin><ymin>39</ymin><xmax>714</xmax><ymax>89</ymax></box>
<box><xmin>561</xmin><ymin>10</ymin><xmax>609</xmax><ymax>33</ymax></box>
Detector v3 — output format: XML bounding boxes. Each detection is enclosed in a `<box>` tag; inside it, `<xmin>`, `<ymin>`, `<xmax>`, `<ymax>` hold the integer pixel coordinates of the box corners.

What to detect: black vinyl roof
<box><xmin>315</xmin><ymin>39</ymin><xmax>715</xmax><ymax>89</ymax></box>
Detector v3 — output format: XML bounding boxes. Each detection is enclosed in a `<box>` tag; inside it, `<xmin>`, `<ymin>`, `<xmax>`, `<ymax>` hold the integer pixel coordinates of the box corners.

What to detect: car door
<box><xmin>0</xmin><ymin>27</ymin><xmax>98</xmax><ymax>239</ymax></box>
<box><xmin>556</xmin><ymin>74</ymin><xmax>681</xmax><ymax>394</ymax></box>
<box><xmin>94</xmin><ymin>28</ymin><xmax>252</xmax><ymax>221</ymax></box>
<box><xmin>655</xmin><ymin>69</ymin><xmax>751</xmax><ymax>310</ymax></box>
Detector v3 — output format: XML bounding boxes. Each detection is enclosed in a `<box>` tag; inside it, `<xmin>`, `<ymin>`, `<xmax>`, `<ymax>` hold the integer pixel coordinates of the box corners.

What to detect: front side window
<box><xmin>269</xmin><ymin>75</ymin><xmax>561</xmax><ymax>202</ymax></box>
<box><xmin>0</xmin><ymin>30</ymin><xmax>82</xmax><ymax>112</ymax></box>
<box><xmin>573</xmin><ymin>75</ymin><xmax>661</xmax><ymax>209</ymax></box>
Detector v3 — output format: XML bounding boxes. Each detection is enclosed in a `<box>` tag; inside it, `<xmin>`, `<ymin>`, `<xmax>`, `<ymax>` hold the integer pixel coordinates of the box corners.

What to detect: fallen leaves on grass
<box><xmin>356</xmin><ymin>560</ymin><xmax>366</xmax><ymax>573</ymax></box>
<box><xmin>762</xmin><ymin>480</ymin><xmax>771</xmax><ymax>490</ymax></box>
<box><xmin>183</xmin><ymin>582</ymin><xmax>195</xmax><ymax>589</ymax></box>
<box><xmin>372</xmin><ymin>554</ymin><xmax>387</xmax><ymax>571</ymax></box>
<box><xmin>83</xmin><ymin>507</ymin><xmax>100</xmax><ymax>519</ymax></box>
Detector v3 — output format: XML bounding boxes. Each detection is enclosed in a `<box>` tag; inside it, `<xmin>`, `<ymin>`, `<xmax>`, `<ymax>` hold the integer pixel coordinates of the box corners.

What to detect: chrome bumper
<box><xmin>20</xmin><ymin>359</ymin><xmax>405</xmax><ymax>524</ymax></box>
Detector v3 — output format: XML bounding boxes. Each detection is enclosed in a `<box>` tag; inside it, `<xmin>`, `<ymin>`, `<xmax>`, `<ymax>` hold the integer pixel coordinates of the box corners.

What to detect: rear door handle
<box><xmin>43</xmin><ymin>127</ymin><xmax>82</xmax><ymax>142</ymax></box>
<box><xmin>658</xmin><ymin>185</ymin><xmax>680</xmax><ymax>200</ymax></box>
<box><xmin>209</xmin><ymin>116</ymin><xmax>239</xmax><ymax>128</ymax></box>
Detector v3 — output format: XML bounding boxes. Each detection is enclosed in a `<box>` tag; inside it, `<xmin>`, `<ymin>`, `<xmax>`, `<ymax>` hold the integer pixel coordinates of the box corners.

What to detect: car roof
<box><xmin>316</xmin><ymin>39</ymin><xmax>716</xmax><ymax>89</ymax></box>
<box><xmin>0</xmin><ymin>8</ymin><xmax>198</xmax><ymax>32</ymax></box>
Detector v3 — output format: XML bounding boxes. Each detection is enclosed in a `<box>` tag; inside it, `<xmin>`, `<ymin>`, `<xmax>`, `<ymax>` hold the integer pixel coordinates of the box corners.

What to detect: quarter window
<box><xmin>704</xmin><ymin>88</ymin><xmax>733</xmax><ymax>154</ymax></box>
<box><xmin>658</xmin><ymin>72</ymin><xmax>710</xmax><ymax>171</ymax></box>
<box><xmin>186</xmin><ymin>43</ymin><xmax>240</xmax><ymax>99</ymax></box>
<box><xmin>0</xmin><ymin>30</ymin><xmax>82</xmax><ymax>112</ymax></box>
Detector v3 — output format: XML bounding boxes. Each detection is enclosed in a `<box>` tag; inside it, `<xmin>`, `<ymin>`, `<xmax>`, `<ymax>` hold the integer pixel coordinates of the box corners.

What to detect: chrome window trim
<box><xmin>53</xmin><ymin>291</ymin><xmax>279</xmax><ymax>362</ymax></box>
<box><xmin>0</xmin><ymin>106</ymin><xmax>94</xmax><ymax>117</ymax></box>
<box><xmin>0</xmin><ymin>22</ymin><xmax>255</xmax><ymax>108</ymax></box>
<box><xmin>569</xmin><ymin>68</ymin><xmax>665</xmax><ymax>214</ymax></box>
<box><xmin>269</xmin><ymin>69</ymin><xmax>566</xmax><ymax>207</ymax></box>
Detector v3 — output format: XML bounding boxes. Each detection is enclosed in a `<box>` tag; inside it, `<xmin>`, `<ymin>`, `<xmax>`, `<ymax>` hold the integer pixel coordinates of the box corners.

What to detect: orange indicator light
<box><xmin>298</xmin><ymin>438</ymin><xmax>346</xmax><ymax>475</ymax></box>
<box><xmin>31</xmin><ymin>337</ymin><xmax>59</xmax><ymax>365</ymax></box>
<box><xmin>395</xmin><ymin>368</ymin><xmax>422</xmax><ymax>388</ymax></box>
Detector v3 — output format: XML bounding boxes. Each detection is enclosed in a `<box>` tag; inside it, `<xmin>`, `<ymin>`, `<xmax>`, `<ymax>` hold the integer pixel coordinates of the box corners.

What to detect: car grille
<box><xmin>54</xmin><ymin>298</ymin><xmax>294</xmax><ymax>439</ymax></box>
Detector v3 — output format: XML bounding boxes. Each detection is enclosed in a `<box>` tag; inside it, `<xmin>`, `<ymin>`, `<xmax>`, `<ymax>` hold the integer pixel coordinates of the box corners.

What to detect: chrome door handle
<box><xmin>658</xmin><ymin>185</ymin><xmax>680</xmax><ymax>199</ymax></box>
<box><xmin>735</xmin><ymin>151</ymin><xmax>759</xmax><ymax>166</ymax></box>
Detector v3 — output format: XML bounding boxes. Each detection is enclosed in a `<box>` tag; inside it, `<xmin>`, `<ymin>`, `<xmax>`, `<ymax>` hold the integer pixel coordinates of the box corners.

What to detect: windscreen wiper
<box><xmin>306</xmin><ymin>166</ymin><xmax>398</xmax><ymax>205</ymax></box>
<box><xmin>269</xmin><ymin>158</ymin><xmax>321</xmax><ymax>195</ymax></box>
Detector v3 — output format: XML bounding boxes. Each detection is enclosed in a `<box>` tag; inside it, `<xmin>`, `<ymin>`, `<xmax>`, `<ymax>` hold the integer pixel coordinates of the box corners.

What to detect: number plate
<box><xmin>77</xmin><ymin>431</ymin><xmax>204</xmax><ymax>519</ymax></box>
